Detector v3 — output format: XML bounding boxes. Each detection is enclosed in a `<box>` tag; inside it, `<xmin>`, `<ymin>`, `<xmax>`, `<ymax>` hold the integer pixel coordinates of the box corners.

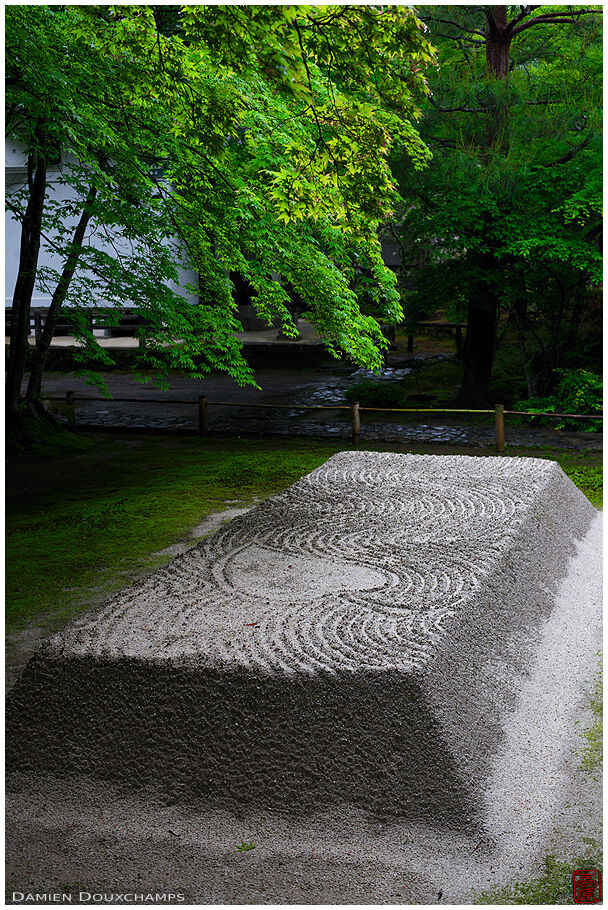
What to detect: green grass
<box><xmin>577</xmin><ymin>659</ymin><xmax>603</xmax><ymax>772</ymax></box>
<box><xmin>5</xmin><ymin>433</ymin><xmax>602</xmax><ymax>633</ymax></box>
<box><xmin>473</xmin><ymin>843</ymin><xmax>603</xmax><ymax>904</ymax></box>
<box><xmin>561</xmin><ymin>465</ymin><xmax>603</xmax><ymax>508</ymax></box>
<box><xmin>5</xmin><ymin>435</ymin><xmax>341</xmax><ymax>633</ymax></box>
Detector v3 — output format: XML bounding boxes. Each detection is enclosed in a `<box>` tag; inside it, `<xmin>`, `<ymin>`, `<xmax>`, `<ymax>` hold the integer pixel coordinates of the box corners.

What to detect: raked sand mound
<box><xmin>6</xmin><ymin>453</ymin><xmax>596</xmax><ymax>838</ymax></box>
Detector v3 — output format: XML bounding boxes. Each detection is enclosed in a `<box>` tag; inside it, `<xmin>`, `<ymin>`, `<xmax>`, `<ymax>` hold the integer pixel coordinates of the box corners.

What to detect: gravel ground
<box><xmin>5</xmin><ymin>454</ymin><xmax>602</xmax><ymax>905</ymax></box>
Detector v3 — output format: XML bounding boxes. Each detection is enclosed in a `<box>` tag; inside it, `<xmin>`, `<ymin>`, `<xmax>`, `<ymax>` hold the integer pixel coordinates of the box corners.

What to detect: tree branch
<box><xmin>418</xmin><ymin>15</ymin><xmax>485</xmax><ymax>37</ymax></box>
<box><xmin>430</xmin><ymin>101</ymin><xmax>488</xmax><ymax>113</ymax></box>
<box><xmin>5</xmin><ymin>198</ymin><xmax>109</xmax><ymax>282</ymax></box>
<box><xmin>293</xmin><ymin>18</ymin><xmax>332</xmax><ymax>158</ymax></box>
<box><xmin>503</xmin><ymin>5</ymin><xmax>538</xmax><ymax>37</ymax></box>
<box><xmin>426</xmin><ymin>137</ymin><xmax>458</xmax><ymax>148</ymax></box>
<box><xmin>537</xmin><ymin>133</ymin><xmax>593</xmax><ymax>167</ymax></box>
<box><xmin>434</xmin><ymin>31</ymin><xmax>485</xmax><ymax>46</ymax></box>
<box><xmin>553</xmin><ymin>133</ymin><xmax>592</xmax><ymax>165</ymax></box>
<box><xmin>511</xmin><ymin>8</ymin><xmax>599</xmax><ymax>36</ymax></box>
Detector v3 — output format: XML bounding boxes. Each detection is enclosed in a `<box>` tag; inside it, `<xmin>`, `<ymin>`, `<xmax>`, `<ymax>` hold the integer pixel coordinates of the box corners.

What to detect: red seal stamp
<box><xmin>573</xmin><ymin>869</ymin><xmax>602</xmax><ymax>904</ymax></box>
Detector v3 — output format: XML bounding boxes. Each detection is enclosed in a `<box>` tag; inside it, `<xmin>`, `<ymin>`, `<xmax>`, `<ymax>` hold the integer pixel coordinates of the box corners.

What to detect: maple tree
<box><xmin>6</xmin><ymin>4</ymin><xmax>434</xmax><ymax>422</ymax></box>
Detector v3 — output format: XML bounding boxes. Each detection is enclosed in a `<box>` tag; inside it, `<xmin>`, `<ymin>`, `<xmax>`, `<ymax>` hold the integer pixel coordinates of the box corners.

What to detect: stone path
<box><xmin>35</xmin><ymin>369</ymin><xmax>602</xmax><ymax>449</ymax></box>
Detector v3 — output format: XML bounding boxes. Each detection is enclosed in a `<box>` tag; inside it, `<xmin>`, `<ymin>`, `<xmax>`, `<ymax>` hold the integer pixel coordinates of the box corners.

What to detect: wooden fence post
<box><xmin>66</xmin><ymin>391</ymin><xmax>76</xmax><ymax>430</ymax></box>
<box><xmin>407</xmin><ymin>334</ymin><xmax>414</xmax><ymax>353</ymax></box>
<box><xmin>351</xmin><ymin>401</ymin><xmax>360</xmax><ymax>446</ymax></box>
<box><xmin>495</xmin><ymin>403</ymin><xmax>505</xmax><ymax>452</ymax></box>
<box><xmin>198</xmin><ymin>395</ymin><xmax>208</xmax><ymax>436</ymax></box>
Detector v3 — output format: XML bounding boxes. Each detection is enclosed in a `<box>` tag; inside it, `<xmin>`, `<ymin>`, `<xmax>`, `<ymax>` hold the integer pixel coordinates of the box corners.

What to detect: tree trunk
<box><xmin>6</xmin><ymin>150</ymin><xmax>47</xmax><ymax>417</ymax></box>
<box><xmin>561</xmin><ymin>287</ymin><xmax>585</xmax><ymax>358</ymax></box>
<box><xmin>457</xmin><ymin>6</ymin><xmax>511</xmax><ymax>406</ymax></box>
<box><xmin>485</xmin><ymin>7</ymin><xmax>511</xmax><ymax>79</ymax></box>
<box><xmin>457</xmin><ymin>252</ymin><xmax>499</xmax><ymax>407</ymax></box>
<box><xmin>26</xmin><ymin>184</ymin><xmax>98</xmax><ymax>415</ymax></box>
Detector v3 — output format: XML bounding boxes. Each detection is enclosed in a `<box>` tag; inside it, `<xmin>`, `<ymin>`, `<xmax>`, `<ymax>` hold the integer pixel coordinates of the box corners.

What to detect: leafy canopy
<box><xmin>6</xmin><ymin>5</ymin><xmax>435</xmax><ymax>387</ymax></box>
<box><xmin>393</xmin><ymin>5</ymin><xmax>602</xmax><ymax>327</ymax></box>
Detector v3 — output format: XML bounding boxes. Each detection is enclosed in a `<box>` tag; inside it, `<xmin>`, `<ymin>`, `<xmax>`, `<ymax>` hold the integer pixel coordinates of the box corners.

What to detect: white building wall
<box><xmin>5</xmin><ymin>140</ymin><xmax>198</xmax><ymax>310</ymax></box>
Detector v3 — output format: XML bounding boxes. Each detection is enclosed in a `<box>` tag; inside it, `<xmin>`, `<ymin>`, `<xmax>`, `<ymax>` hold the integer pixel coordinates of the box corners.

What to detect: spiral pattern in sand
<box><xmin>42</xmin><ymin>452</ymin><xmax>579</xmax><ymax>676</ymax></box>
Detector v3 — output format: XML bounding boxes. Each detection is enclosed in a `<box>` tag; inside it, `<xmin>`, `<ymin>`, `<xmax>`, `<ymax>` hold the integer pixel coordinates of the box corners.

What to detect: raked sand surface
<box><xmin>5</xmin><ymin>452</ymin><xmax>602</xmax><ymax>904</ymax></box>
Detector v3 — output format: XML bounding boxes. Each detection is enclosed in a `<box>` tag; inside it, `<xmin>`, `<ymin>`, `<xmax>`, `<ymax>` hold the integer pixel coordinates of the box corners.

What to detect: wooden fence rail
<box><xmin>42</xmin><ymin>392</ymin><xmax>603</xmax><ymax>452</ymax></box>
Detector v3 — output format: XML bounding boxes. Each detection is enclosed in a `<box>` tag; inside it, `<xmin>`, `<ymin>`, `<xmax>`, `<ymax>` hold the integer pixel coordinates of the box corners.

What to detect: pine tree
<box><xmin>393</xmin><ymin>5</ymin><xmax>601</xmax><ymax>405</ymax></box>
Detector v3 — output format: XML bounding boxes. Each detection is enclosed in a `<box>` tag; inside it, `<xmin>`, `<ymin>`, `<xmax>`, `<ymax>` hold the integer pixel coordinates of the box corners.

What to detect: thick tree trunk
<box><xmin>458</xmin><ymin>6</ymin><xmax>511</xmax><ymax>406</ymax></box>
<box><xmin>485</xmin><ymin>6</ymin><xmax>511</xmax><ymax>79</ymax></box>
<box><xmin>26</xmin><ymin>185</ymin><xmax>98</xmax><ymax>414</ymax></box>
<box><xmin>6</xmin><ymin>150</ymin><xmax>47</xmax><ymax>417</ymax></box>
<box><xmin>457</xmin><ymin>252</ymin><xmax>499</xmax><ymax>407</ymax></box>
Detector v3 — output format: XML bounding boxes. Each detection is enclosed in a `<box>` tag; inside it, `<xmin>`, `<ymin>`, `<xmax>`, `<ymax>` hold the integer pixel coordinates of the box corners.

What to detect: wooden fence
<box><xmin>6</xmin><ymin>307</ymin><xmax>145</xmax><ymax>341</ymax></box>
<box><xmin>43</xmin><ymin>392</ymin><xmax>603</xmax><ymax>452</ymax></box>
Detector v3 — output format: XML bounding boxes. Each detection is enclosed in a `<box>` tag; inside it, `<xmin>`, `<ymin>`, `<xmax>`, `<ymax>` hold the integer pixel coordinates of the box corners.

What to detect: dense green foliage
<box><xmin>6</xmin><ymin>5</ymin><xmax>602</xmax><ymax>414</ymax></box>
<box><xmin>392</xmin><ymin>5</ymin><xmax>602</xmax><ymax>405</ymax></box>
<box><xmin>6</xmin><ymin>5</ymin><xmax>434</xmax><ymax>402</ymax></box>
<box><xmin>514</xmin><ymin>368</ymin><xmax>603</xmax><ymax>430</ymax></box>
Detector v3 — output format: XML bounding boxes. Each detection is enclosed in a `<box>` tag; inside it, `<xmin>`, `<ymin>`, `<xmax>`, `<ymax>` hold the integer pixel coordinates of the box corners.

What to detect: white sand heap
<box><xmin>6</xmin><ymin>453</ymin><xmax>597</xmax><ymax>841</ymax></box>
